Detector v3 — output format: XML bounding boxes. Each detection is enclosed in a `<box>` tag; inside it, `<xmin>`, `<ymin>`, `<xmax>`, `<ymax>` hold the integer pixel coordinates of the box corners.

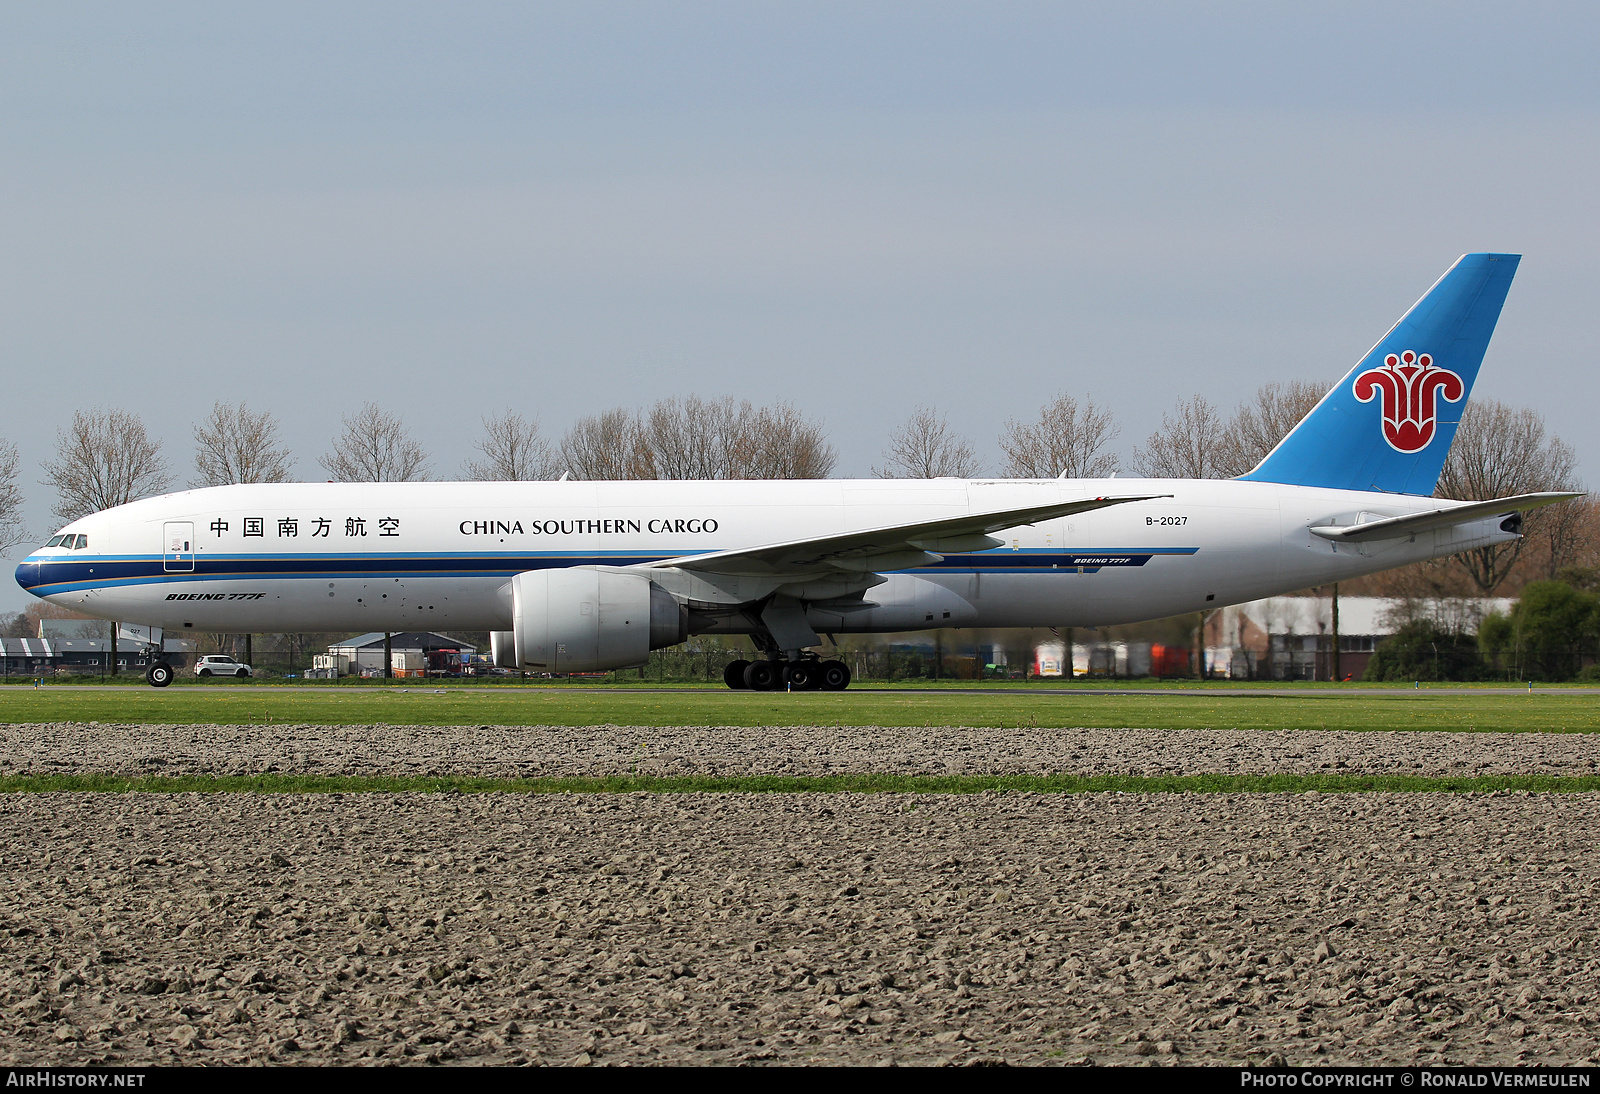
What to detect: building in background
<box><xmin>1025</xmin><ymin>597</ymin><xmax>1515</xmax><ymax>681</ymax></box>
<box><xmin>2</xmin><ymin>620</ymin><xmax>195</xmax><ymax>675</ymax></box>
<box><xmin>321</xmin><ymin>632</ymin><xmax>479</xmax><ymax>677</ymax></box>
<box><xmin>1205</xmin><ymin>596</ymin><xmax>1513</xmax><ymax>681</ymax></box>
<box><xmin>1033</xmin><ymin>640</ymin><xmax>1190</xmax><ymax>678</ymax></box>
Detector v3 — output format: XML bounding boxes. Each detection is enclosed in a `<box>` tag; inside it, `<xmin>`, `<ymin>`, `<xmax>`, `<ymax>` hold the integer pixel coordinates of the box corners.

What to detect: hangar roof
<box><xmin>328</xmin><ymin>631</ymin><xmax>479</xmax><ymax>654</ymax></box>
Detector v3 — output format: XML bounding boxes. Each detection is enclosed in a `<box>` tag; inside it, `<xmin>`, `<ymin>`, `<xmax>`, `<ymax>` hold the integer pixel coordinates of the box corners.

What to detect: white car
<box><xmin>194</xmin><ymin>655</ymin><xmax>252</xmax><ymax>679</ymax></box>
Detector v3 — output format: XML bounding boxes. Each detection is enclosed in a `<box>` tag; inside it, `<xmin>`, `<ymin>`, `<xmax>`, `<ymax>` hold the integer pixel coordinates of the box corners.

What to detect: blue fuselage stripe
<box><xmin>15</xmin><ymin>547</ymin><xmax>1200</xmax><ymax>595</ymax></box>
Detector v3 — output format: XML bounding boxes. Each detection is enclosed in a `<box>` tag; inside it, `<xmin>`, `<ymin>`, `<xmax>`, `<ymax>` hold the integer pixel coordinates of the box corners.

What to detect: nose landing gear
<box><xmin>146</xmin><ymin>662</ymin><xmax>174</xmax><ymax>688</ymax></box>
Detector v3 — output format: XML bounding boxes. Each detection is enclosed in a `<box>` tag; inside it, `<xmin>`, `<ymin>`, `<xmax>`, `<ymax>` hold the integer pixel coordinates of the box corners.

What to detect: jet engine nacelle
<box><xmin>511</xmin><ymin>567</ymin><xmax>686</xmax><ymax>672</ymax></box>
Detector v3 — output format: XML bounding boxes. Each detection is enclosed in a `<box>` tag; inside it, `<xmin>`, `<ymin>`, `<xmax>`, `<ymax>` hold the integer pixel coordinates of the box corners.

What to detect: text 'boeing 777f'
<box><xmin>15</xmin><ymin>253</ymin><xmax>1578</xmax><ymax>688</ymax></box>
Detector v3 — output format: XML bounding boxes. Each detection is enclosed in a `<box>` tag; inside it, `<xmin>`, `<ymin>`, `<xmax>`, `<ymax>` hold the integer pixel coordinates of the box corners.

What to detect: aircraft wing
<box><xmin>648</xmin><ymin>494</ymin><xmax>1168</xmax><ymax>577</ymax></box>
<box><xmin>1309</xmin><ymin>492</ymin><xmax>1583</xmax><ymax>543</ymax></box>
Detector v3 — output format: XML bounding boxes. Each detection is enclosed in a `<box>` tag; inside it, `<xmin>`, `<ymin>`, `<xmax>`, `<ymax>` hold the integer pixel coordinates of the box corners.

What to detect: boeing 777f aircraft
<box><xmin>14</xmin><ymin>253</ymin><xmax>1578</xmax><ymax>688</ymax></box>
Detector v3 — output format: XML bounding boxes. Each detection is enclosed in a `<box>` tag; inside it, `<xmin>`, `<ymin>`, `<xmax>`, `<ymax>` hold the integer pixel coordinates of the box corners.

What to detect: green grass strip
<box><xmin>1</xmin><ymin>690</ymin><xmax>1597</xmax><ymax>732</ymax></box>
<box><xmin>5</xmin><ymin>773</ymin><xmax>1600</xmax><ymax>794</ymax></box>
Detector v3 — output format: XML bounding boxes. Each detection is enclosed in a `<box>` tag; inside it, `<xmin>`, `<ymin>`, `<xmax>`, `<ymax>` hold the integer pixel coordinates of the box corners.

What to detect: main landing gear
<box><xmin>724</xmin><ymin>657</ymin><xmax>851</xmax><ymax>692</ymax></box>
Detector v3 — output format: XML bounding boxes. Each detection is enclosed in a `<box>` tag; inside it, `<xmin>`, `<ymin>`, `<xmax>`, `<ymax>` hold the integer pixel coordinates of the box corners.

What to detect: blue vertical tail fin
<box><xmin>1239</xmin><ymin>253</ymin><xmax>1520</xmax><ymax>495</ymax></box>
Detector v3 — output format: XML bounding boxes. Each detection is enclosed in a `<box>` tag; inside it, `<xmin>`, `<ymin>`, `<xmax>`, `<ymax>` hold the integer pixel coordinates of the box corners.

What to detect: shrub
<box><xmin>1364</xmin><ymin>620</ymin><xmax>1485</xmax><ymax>682</ymax></box>
<box><xmin>1479</xmin><ymin>581</ymin><xmax>1600</xmax><ymax>682</ymax></box>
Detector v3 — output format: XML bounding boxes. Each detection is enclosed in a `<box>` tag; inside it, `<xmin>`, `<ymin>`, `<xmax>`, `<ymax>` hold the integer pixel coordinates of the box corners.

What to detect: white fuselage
<box><xmin>15</xmin><ymin>477</ymin><xmax>1514</xmax><ymax>637</ymax></box>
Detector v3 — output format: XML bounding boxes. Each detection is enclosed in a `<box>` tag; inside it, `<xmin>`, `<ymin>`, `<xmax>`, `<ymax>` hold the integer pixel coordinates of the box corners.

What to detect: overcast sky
<box><xmin>4</xmin><ymin>2</ymin><xmax>1598</xmax><ymax>609</ymax></box>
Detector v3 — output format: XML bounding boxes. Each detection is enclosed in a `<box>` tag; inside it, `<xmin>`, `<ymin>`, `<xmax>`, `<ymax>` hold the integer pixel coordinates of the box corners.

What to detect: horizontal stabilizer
<box><xmin>651</xmin><ymin>494</ymin><xmax>1168</xmax><ymax>577</ymax></box>
<box><xmin>1310</xmin><ymin>492</ymin><xmax>1583</xmax><ymax>542</ymax></box>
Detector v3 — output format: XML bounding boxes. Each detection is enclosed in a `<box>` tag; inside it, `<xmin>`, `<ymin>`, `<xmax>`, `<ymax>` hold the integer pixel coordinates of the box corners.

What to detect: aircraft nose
<box><xmin>13</xmin><ymin>559</ymin><xmax>41</xmax><ymax>594</ymax></box>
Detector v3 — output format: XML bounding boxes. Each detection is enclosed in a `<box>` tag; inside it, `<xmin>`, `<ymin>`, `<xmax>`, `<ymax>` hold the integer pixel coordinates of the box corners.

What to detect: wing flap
<box><xmin>651</xmin><ymin>494</ymin><xmax>1168</xmax><ymax>577</ymax></box>
<box><xmin>1310</xmin><ymin>492</ymin><xmax>1583</xmax><ymax>542</ymax></box>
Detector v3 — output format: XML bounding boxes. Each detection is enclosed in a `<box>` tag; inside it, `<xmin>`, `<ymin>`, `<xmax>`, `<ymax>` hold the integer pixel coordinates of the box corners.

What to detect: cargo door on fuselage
<box><xmin>163</xmin><ymin>522</ymin><xmax>194</xmax><ymax>573</ymax></box>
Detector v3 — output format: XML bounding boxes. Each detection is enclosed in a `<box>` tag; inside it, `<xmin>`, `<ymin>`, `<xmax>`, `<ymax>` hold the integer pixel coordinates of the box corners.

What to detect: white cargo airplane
<box><xmin>15</xmin><ymin>253</ymin><xmax>1577</xmax><ymax>689</ymax></box>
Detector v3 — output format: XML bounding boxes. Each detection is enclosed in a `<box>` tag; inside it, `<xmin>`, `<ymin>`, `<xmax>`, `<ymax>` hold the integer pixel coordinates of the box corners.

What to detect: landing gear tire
<box><xmin>743</xmin><ymin>660</ymin><xmax>781</xmax><ymax>691</ymax></box>
<box><xmin>783</xmin><ymin>662</ymin><xmax>820</xmax><ymax>691</ymax></box>
<box><xmin>146</xmin><ymin>662</ymin><xmax>174</xmax><ymax>688</ymax></box>
<box><xmin>819</xmin><ymin>660</ymin><xmax>851</xmax><ymax>691</ymax></box>
<box><xmin>724</xmin><ymin>660</ymin><xmax>751</xmax><ymax>689</ymax></box>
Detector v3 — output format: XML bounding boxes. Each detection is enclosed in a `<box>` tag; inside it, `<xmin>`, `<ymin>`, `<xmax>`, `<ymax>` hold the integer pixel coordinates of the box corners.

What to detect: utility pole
<box><xmin>383</xmin><ymin>631</ymin><xmax>392</xmax><ymax>679</ymax></box>
<box><xmin>108</xmin><ymin>621</ymin><xmax>118</xmax><ymax>676</ymax></box>
<box><xmin>1332</xmin><ymin>583</ymin><xmax>1342</xmax><ymax>682</ymax></box>
<box><xmin>245</xmin><ymin>634</ymin><xmax>253</xmax><ymax>674</ymax></box>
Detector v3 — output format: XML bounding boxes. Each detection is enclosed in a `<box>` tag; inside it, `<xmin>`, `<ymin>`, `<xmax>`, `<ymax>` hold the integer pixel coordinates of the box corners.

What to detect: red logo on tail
<box><xmin>1352</xmin><ymin>350</ymin><xmax>1463</xmax><ymax>454</ymax></box>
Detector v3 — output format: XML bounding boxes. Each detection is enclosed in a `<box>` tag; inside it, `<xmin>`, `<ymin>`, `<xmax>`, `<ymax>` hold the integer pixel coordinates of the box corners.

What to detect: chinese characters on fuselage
<box><xmin>206</xmin><ymin>518</ymin><xmax>401</xmax><ymax>538</ymax></box>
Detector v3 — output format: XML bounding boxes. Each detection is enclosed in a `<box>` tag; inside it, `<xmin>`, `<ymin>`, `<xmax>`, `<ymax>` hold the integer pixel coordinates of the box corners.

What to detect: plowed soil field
<box><xmin>1</xmin><ymin>723</ymin><xmax>1595</xmax><ymax>1066</ymax></box>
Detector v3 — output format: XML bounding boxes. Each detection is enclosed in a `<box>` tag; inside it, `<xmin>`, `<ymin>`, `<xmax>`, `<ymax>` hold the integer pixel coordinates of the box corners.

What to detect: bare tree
<box><xmin>560</xmin><ymin>397</ymin><xmax>836</xmax><ymax>480</ymax></box>
<box><xmin>41</xmin><ymin>408</ymin><xmax>172</xmax><ymax>524</ymax></box>
<box><xmin>192</xmin><ymin>401</ymin><xmax>294</xmax><ymax>486</ymax></box>
<box><xmin>643</xmin><ymin>396</ymin><xmax>736</xmax><ymax>480</ymax></box>
<box><xmin>0</xmin><ymin>439</ymin><xmax>24</xmax><ymax>555</ymax></box>
<box><xmin>1216</xmin><ymin>379</ymin><xmax>1329</xmax><ymax>477</ymax></box>
<box><xmin>722</xmin><ymin>400</ymin><xmax>836</xmax><ymax>479</ymax></box>
<box><xmin>559</xmin><ymin>408</ymin><xmax>651</xmax><ymax>480</ymax></box>
<box><xmin>1132</xmin><ymin>395</ymin><xmax>1228</xmax><ymax>478</ymax></box>
<box><xmin>1540</xmin><ymin>495</ymin><xmax>1598</xmax><ymax>579</ymax></box>
<box><xmin>1435</xmin><ymin>399</ymin><xmax>1580</xmax><ymax>595</ymax></box>
<box><xmin>875</xmin><ymin>406</ymin><xmax>980</xmax><ymax>478</ymax></box>
<box><xmin>320</xmin><ymin>403</ymin><xmax>429</xmax><ymax>482</ymax></box>
<box><xmin>463</xmin><ymin>412</ymin><xmax>555</xmax><ymax>481</ymax></box>
<box><xmin>15</xmin><ymin>599</ymin><xmax>97</xmax><ymax>637</ymax></box>
<box><xmin>1000</xmin><ymin>392</ymin><xmax>1119</xmax><ymax>478</ymax></box>
<box><xmin>1362</xmin><ymin>554</ymin><xmax>1477</xmax><ymax>601</ymax></box>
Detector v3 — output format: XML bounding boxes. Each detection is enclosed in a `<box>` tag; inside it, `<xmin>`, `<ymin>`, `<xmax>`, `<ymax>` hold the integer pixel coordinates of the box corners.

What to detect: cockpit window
<box><xmin>45</xmin><ymin>536</ymin><xmax>65</xmax><ymax>548</ymax></box>
<box><xmin>73</xmin><ymin>535</ymin><xmax>88</xmax><ymax>549</ymax></box>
